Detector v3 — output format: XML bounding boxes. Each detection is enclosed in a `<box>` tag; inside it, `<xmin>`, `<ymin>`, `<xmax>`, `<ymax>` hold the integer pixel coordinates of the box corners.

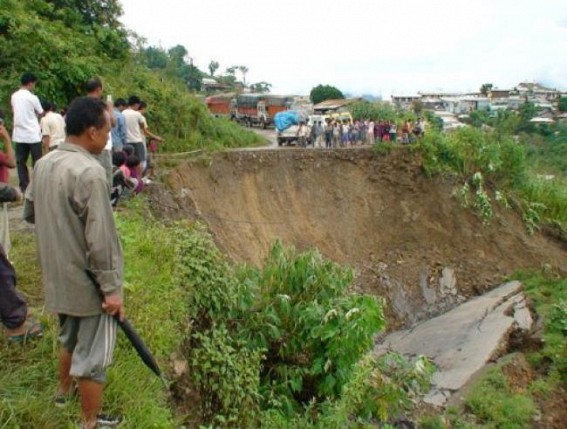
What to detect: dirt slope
<box><xmin>164</xmin><ymin>147</ymin><xmax>567</xmax><ymax>328</ymax></box>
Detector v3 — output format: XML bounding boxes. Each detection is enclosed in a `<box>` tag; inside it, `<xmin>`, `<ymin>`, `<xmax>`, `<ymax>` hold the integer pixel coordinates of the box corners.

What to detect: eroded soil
<box><xmin>159</xmin><ymin>147</ymin><xmax>567</xmax><ymax>329</ymax></box>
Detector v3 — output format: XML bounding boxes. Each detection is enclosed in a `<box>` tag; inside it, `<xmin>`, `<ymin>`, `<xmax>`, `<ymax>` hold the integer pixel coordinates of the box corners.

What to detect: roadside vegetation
<box><xmin>0</xmin><ymin>0</ymin><xmax>264</xmax><ymax>154</ymax></box>
<box><xmin>1</xmin><ymin>199</ymin><xmax>435</xmax><ymax>428</ymax></box>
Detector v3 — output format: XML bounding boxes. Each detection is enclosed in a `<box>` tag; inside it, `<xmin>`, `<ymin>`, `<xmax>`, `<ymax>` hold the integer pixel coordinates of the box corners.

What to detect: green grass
<box><xmin>0</xmin><ymin>199</ymin><xmax>189</xmax><ymax>428</ymax></box>
<box><xmin>464</xmin><ymin>368</ymin><xmax>536</xmax><ymax>429</ymax></box>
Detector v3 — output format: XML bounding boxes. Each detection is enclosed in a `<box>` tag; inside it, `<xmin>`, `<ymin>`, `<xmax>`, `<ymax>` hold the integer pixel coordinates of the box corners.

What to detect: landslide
<box><xmin>163</xmin><ymin>147</ymin><xmax>567</xmax><ymax>329</ymax></box>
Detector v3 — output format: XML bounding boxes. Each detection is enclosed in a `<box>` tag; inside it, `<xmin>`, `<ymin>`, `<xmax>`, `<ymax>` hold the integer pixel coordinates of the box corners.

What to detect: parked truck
<box><xmin>234</xmin><ymin>94</ymin><xmax>293</xmax><ymax>128</ymax></box>
<box><xmin>205</xmin><ymin>93</ymin><xmax>236</xmax><ymax>119</ymax></box>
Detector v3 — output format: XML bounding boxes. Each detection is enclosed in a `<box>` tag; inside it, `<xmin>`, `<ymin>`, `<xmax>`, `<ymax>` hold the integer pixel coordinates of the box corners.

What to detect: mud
<box><xmin>162</xmin><ymin>147</ymin><xmax>567</xmax><ymax>329</ymax></box>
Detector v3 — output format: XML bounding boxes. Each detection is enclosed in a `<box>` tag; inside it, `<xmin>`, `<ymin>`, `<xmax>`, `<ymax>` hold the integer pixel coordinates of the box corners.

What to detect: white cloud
<box><xmin>119</xmin><ymin>0</ymin><xmax>567</xmax><ymax>96</ymax></box>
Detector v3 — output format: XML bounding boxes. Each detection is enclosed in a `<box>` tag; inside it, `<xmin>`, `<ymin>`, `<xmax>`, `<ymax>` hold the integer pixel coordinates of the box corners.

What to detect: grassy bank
<box><xmin>0</xmin><ymin>200</ymin><xmax>187</xmax><ymax>428</ymax></box>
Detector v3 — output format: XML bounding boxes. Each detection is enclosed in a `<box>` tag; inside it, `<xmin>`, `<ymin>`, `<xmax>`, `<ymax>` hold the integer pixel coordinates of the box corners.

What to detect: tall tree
<box><xmin>238</xmin><ymin>65</ymin><xmax>249</xmax><ymax>87</ymax></box>
<box><xmin>45</xmin><ymin>0</ymin><xmax>123</xmax><ymax>27</ymax></box>
<box><xmin>142</xmin><ymin>46</ymin><xmax>168</xmax><ymax>69</ymax></box>
<box><xmin>310</xmin><ymin>84</ymin><xmax>344</xmax><ymax>104</ymax></box>
<box><xmin>249</xmin><ymin>81</ymin><xmax>272</xmax><ymax>93</ymax></box>
<box><xmin>480</xmin><ymin>83</ymin><xmax>493</xmax><ymax>96</ymax></box>
<box><xmin>208</xmin><ymin>60</ymin><xmax>219</xmax><ymax>77</ymax></box>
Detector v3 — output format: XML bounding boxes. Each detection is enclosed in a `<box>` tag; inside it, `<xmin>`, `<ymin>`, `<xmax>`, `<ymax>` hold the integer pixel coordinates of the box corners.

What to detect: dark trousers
<box><xmin>15</xmin><ymin>142</ymin><xmax>42</xmax><ymax>192</ymax></box>
<box><xmin>0</xmin><ymin>245</ymin><xmax>27</xmax><ymax>330</ymax></box>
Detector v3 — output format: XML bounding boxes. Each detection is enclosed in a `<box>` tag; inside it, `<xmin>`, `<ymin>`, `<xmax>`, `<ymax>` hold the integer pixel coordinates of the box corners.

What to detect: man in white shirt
<box><xmin>40</xmin><ymin>102</ymin><xmax>66</xmax><ymax>152</ymax></box>
<box><xmin>122</xmin><ymin>96</ymin><xmax>153</xmax><ymax>167</ymax></box>
<box><xmin>11</xmin><ymin>73</ymin><xmax>43</xmax><ymax>192</ymax></box>
<box><xmin>86</xmin><ymin>77</ymin><xmax>113</xmax><ymax>185</ymax></box>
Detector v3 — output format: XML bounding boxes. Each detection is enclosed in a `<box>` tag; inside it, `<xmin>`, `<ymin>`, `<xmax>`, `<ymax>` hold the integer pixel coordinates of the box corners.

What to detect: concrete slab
<box><xmin>374</xmin><ymin>281</ymin><xmax>533</xmax><ymax>407</ymax></box>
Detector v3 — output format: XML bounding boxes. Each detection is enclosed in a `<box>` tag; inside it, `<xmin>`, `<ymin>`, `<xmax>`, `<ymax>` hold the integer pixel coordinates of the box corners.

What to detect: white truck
<box><xmin>275</xmin><ymin>110</ymin><xmax>311</xmax><ymax>146</ymax></box>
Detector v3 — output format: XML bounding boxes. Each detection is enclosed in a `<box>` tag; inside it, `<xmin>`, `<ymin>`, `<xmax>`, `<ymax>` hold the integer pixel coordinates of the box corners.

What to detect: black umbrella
<box><xmin>85</xmin><ymin>270</ymin><xmax>162</xmax><ymax>379</ymax></box>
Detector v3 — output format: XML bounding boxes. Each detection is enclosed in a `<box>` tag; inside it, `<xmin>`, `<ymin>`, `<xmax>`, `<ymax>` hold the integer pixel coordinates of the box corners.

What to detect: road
<box><xmin>250</xmin><ymin>127</ymin><xmax>278</xmax><ymax>149</ymax></box>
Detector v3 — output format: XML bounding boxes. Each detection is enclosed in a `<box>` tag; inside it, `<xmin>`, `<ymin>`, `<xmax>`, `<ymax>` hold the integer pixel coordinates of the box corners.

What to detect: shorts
<box><xmin>59</xmin><ymin>314</ymin><xmax>117</xmax><ymax>384</ymax></box>
<box><xmin>129</xmin><ymin>142</ymin><xmax>146</xmax><ymax>163</ymax></box>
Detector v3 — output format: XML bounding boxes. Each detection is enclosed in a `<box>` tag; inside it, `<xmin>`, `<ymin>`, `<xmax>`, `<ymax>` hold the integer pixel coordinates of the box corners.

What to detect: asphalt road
<box><xmin>250</xmin><ymin>127</ymin><xmax>278</xmax><ymax>148</ymax></box>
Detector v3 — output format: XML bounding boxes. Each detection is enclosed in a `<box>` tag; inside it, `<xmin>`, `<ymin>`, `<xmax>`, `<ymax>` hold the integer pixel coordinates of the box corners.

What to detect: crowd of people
<box><xmin>0</xmin><ymin>72</ymin><xmax>164</xmax><ymax>428</ymax></box>
<box><xmin>300</xmin><ymin>117</ymin><xmax>425</xmax><ymax>148</ymax></box>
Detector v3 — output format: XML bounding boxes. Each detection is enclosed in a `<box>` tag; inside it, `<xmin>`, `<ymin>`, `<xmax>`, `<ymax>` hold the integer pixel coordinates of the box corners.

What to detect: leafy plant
<box><xmin>175</xmin><ymin>233</ymin><xmax>385</xmax><ymax>426</ymax></box>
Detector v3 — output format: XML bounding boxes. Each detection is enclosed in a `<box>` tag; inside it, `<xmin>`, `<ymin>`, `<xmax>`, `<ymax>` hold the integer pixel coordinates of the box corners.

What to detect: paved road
<box><xmin>250</xmin><ymin>127</ymin><xmax>278</xmax><ymax>148</ymax></box>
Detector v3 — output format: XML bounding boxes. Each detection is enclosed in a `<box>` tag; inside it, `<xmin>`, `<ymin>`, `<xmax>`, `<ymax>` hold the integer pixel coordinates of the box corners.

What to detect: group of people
<box><xmin>0</xmin><ymin>72</ymin><xmax>161</xmax><ymax>428</ymax></box>
<box><xmin>299</xmin><ymin>117</ymin><xmax>425</xmax><ymax>148</ymax></box>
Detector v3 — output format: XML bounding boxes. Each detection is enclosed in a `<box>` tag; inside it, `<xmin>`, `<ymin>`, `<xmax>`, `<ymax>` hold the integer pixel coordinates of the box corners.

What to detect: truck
<box><xmin>234</xmin><ymin>94</ymin><xmax>293</xmax><ymax>128</ymax></box>
<box><xmin>205</xmin><ymin>93</ymin><xmax>236</xmax><ymax>119</ymax></box>
<box><xmin>274</xmin><ymin>110</ymin><xmax>311</xmax><ymax>146</ymax></box>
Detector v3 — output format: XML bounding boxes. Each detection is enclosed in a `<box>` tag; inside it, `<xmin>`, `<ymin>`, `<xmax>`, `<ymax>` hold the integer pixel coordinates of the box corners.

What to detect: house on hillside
<box><xmin>391</xmin><ymin>94</ymin><xmax>420</xmax><ymax>110</ymax></box>
<box><xmin>515</xmin><ymin>82</ymin><xmax>559</xmax><ymax>102</ymax></box>
<box><xmin>443</xmin><ymin>96</ymin><xmax>491</xmax><ymax>114</ymax></box>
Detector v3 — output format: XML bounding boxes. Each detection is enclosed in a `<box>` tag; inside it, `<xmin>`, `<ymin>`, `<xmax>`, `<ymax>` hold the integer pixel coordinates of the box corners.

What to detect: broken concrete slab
<box><xmin>374</xmin><ymin>281</ymin><xmax>533</xmax><ymax>407</ymax></box>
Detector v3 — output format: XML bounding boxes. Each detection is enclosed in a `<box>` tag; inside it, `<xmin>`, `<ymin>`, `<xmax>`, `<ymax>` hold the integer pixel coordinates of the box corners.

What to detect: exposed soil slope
<box><xmin>165</xmin><ymin>147</ymin><xmax>567</xmax><ymax>328</ymax></box>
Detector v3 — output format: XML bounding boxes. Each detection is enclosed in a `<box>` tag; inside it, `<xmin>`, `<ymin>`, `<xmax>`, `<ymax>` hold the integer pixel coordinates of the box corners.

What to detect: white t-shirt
<box><xmin>122</xmin><ymin>108</ymin><xmax>145</xmax><ymax>143</ymax></box>
<box><xmin>40</xmin><ymin>111</ymin><xmax>66</xmax><ymax>148</ymax></box>
<box><xmin>11</xmin><ymin>88</ymin><xmax>43</xmax><ymax>143</ymax></box>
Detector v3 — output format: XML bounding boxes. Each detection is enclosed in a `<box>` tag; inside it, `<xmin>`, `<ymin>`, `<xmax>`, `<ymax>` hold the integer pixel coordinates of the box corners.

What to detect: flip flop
<box><xmin>7</xmin><ymin>319</ymin><xmax>43</xmax><ymax>343</ymax></box>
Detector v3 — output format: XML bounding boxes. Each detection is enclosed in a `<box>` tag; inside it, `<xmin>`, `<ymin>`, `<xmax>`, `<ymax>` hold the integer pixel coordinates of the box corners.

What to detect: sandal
<box><xmin>7</xmin><ymin>319</ymin><xmax>43</xmax><ymax>343</ymax></box>
<box><xmin>54</xmin><ymin>382</ymin><xmax>78</xmax><ymax>408</ymax></box>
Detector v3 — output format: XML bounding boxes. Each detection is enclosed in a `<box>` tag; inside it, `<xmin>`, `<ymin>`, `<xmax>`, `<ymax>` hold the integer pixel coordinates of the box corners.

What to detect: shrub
<box><xmin>175</xmin><ymin>231</ymin><xmax>385</xmax><ymax>426</ymax></box>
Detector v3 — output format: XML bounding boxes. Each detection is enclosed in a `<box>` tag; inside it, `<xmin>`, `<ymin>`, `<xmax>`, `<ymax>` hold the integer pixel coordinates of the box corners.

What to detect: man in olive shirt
<box><xmin>24</xmin><ymin>97</ymin><xmax>124</xmax><ymax>429</ymax></box>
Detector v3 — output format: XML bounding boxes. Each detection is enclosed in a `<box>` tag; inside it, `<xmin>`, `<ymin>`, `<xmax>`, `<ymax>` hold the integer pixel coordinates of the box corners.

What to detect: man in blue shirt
<box><xmin>111</xmin><ymin>98</ymin><xmax>127</xmax><ymax>152</ymax></box>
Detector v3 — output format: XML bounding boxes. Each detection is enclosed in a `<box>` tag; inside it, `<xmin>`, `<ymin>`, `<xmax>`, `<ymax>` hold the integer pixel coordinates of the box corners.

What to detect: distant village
<box><xmin>203</xmin><ymin>80</ymin><xmax>567</xmax><ymax>132</ymax></box>
<box><xmin>390</xmin><ymin>81</ymin><xmax>567</xmax><ymax>130</ymax></box>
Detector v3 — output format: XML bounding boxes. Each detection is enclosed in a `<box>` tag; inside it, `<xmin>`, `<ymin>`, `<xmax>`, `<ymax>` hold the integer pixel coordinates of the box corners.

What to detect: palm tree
<box><xmin>238</xmin><ymin>65</ymin><xmax>249</xmax><ymax>87</ymax></box>
<box><xmin>208</xmin><ymin>60</ymin><xmax>219</xmax><ymax>77</ymax></box>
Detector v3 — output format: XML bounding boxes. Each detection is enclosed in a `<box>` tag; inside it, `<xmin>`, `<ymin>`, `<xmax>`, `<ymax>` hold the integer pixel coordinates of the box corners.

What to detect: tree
<box><xmin>142</xmin><ymin>46</ymin><xmax>168</xmax><ymax>69</ymax></box>
<box><xmin>225</xmin><ymin>66</ymin><xmax>238</xmax><ymax>76</ymax></box>
<box><xmin>208</xmin><ymin>60</ymin><xmax>219</xmax><ymax>77</ymax></box>
<box><xmin>45</xmin><ymin>0</ymin><xmax>123</xmax><ymax>28</ymax></box>
<box><xmin>480</xmin><ymin>83</ymin><xmax>493</xmax><ymax>96</ymax></box>
<box><xmin>249</xmin><ymin>81</ymin><xmax>272</xmax><ymax>93</ymax></box>
<box><xmin>558</xmin><ymin>96</ymin><xmax>567</xmax><ymax>112</ymax></box>
<box><xmin>238</xmin><ymin>65</ymin><xmax>249</xmax><ymax>87</ymax></box>
<box><xmin>310</xmin><ymin>84</ymin><xmax>344</xmax><ymax>104</ymax></box>
<box><xmin>43</xmin><ymin>0</ymin><xmax>129</xmax><ymax>60</ymax></box>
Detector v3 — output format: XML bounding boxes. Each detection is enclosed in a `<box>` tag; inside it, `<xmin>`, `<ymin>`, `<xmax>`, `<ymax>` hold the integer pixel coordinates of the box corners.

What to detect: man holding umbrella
<box><xmin>24</xmin><ymin>96</ymin><xmax>124</xmax><ymax>429</ymax></box>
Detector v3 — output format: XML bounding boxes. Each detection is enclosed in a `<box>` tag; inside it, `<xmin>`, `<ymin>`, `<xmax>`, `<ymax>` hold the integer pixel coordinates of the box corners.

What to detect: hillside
<box><xmin>163</xmin><ymin>147</ymin><xmax>567</xmax><ymax>328</ymax></box>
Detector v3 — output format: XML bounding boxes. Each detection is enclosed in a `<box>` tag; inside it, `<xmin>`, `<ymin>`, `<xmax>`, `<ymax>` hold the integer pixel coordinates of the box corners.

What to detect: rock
<box><xmin>375</xmin><ymin>281</ymin><xmax>533</xmax><ymax>407</ymax></box>
<box><xmin>439</xmin><ymin>267</ymin><xmax>457</xmax><ymax>296</ymax></box>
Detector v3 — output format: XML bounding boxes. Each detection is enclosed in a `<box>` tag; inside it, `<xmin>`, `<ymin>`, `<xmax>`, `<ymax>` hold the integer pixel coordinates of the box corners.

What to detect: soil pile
<box><xmin>164</xmin><ymin>147</ymin><xmax>567</xmax><ymax>329</ymax></box>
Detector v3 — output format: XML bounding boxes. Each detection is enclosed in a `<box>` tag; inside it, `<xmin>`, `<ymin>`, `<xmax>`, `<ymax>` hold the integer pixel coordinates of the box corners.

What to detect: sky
<box><xmin>119</xmin><ymin>0</ymin><xmax>567</xmax><ymax>98</ymax></box>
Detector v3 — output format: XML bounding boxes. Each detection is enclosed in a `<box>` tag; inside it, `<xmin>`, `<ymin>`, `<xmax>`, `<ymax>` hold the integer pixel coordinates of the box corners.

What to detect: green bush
<box><xmin>175</xmin><ymin>231</ymin><xmax>385</xmax><ymax>426</ymax></box>
<box><xmin>416</xmin><ymin>127</ymin><xmax>567</xmax><ymax>231</ymax></box>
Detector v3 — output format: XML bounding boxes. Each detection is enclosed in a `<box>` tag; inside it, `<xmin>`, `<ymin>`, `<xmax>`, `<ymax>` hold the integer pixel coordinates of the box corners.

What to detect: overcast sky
<box><xmin>119</xmin><ymin>0</ymin><xmax>567</xmax><ymax>98</ymax></box>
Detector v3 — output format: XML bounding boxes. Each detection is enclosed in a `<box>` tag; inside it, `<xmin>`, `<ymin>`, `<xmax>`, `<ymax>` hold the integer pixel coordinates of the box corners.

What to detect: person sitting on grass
<box><xmin>111</xmin><ymin>151</ymin><xmax>137</xmax><ymax>206</ymax></box>
<box><xmin>125</xmin><ymin>155</ymin><xmax>143</xmax><ymax>194</ymax></box>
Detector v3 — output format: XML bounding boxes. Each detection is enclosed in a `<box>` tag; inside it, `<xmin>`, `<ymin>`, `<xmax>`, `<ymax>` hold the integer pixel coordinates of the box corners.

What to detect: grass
<box><xmin>464</xmin><ymin>368</ymin><xmax>536</xmax><ymax>429</ymax></box>
<box><xmin>0</xmin><ymin>198</ymin><xmax>189</xmax><ymax>428</ymax></box>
